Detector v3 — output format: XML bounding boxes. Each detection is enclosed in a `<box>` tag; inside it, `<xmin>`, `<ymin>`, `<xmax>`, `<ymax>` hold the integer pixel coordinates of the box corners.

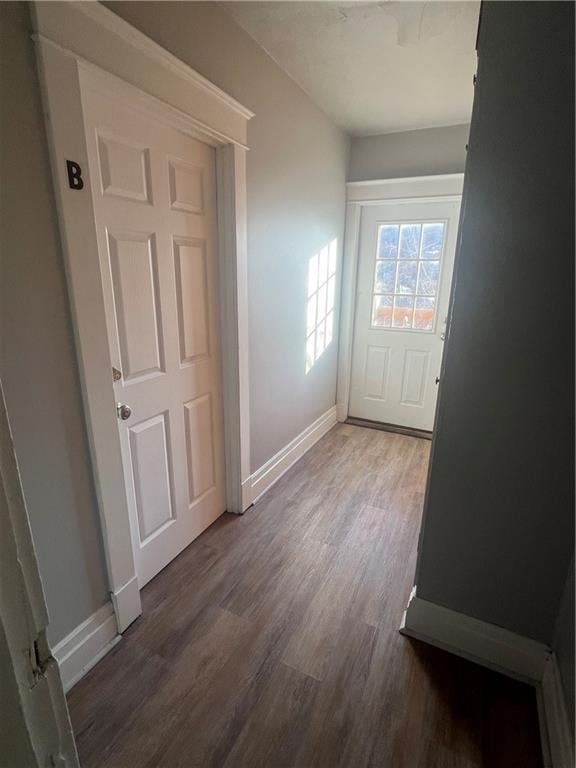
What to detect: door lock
<box><xmin>117</xmin><ymin>402</ymin><xmax>132</xmax><ymax>421</ymax></box>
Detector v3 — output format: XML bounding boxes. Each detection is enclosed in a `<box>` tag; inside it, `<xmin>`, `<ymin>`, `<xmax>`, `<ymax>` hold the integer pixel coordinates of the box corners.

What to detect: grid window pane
<box><xmin>378</xmin><ymin>225</ymin><xmax>399</xmax><ymax>259</ymax></box>
<box><xmin>370</xmin><ymin>220</ymin><xmax>444</xmax><ymax>331</ymax></box>
<box><xmin>372</xmin><ymin>295</ymin><xmax>393</xmax><ymax>327</ymax></box>
<box><xmin>414</xmin><ymin>297</ymin><xmax>435</xmax><ymax>330</ymax></box>
<box><xmin>374</xmin><ymin>260</ymin><xmax>396</xmax><ymax>293</ymax></box>
<box><xmin>421</xmin><ymin>223</ymin><xmax>445</xmax><ymax>259</ymax></box>
<box><xmin>396</xmin><ymin>260</ymin><xmax>418</xmax><ymax>294</ymax></box>
<box><xmin>393</xmin><ymin>296</ymin><xmax>414</xmax><ymax>328</ymax></box>
<box><xmin>417</xmin><ymin>260</ymin><xmax>440</xmax><ymax>296</ymax></box>
<box><xmin>398</xmin><ymin>224</ymin><xmax>421</xmax><ymax>259</ymax></box>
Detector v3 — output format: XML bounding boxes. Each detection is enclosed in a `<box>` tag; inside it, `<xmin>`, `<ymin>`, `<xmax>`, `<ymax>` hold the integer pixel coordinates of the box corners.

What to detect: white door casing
<box><xmin>337</xmin><ymin>177</ymin><xmax>464</xmax><ymax>429</ymax></box>
<box><xmin>33</xmin><ymin>2</ymin><xmax>253</xmax><ymax>633</ymax></box>
<box><xmin>82</xmin><ymin>83</ymin><xmax>225</xmax><ymax>587</ymax></box>
<box><xmin>349</xmin><ymin>198</ymin><xmax>460</xmax><ymax>431</ymax></box>
<box><xmin>0</xmin><ymin>381</ymin><xmax>79</xmax><ymax>767</ymax></box>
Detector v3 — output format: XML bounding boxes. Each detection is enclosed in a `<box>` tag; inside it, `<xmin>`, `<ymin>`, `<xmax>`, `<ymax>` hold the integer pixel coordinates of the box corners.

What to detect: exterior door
<box><xmin>82</xmin><ymin>83</ymin><xmax>225</xmax><ymax>587</ymax></box>
<box><xmin>349</xmin><ymin>199</ymin><xmax>460</xmax><ymax>431</ymax></box>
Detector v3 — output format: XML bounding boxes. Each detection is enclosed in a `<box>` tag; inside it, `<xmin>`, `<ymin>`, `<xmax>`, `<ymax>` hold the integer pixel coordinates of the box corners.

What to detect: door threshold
<box><xmin>346</xmin><ymin>417</ymin><xmax>433</xmax><ymax>441</ymax></box>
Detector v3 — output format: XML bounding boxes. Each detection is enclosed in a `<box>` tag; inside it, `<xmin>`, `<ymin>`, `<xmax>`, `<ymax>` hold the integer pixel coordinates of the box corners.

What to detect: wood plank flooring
<box><xmin>68</xmin><ymin>424</ymin><xmax>543</xmax><ymax>768</ymax></box>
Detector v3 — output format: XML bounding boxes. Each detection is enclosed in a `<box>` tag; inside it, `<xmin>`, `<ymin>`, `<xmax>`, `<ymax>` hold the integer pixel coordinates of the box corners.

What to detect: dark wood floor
<box><xmin>68</xmin><ymin>424</ymin><xmax>543</xmax><ymax>768</ymax></box>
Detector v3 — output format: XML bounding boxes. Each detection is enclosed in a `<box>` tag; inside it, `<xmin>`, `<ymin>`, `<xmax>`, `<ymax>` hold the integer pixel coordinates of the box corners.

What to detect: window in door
<box><xmin>371</xmin><ymin>222</ymin><xmax>445</xmax><ymax>332</ymax></box>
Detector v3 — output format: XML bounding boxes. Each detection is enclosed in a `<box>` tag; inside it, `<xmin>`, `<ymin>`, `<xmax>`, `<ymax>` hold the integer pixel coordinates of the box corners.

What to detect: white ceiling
<box><xmin>222</xmin><ymin>1</ymin><xmax>480</xmax><ymax>137</ymax></box>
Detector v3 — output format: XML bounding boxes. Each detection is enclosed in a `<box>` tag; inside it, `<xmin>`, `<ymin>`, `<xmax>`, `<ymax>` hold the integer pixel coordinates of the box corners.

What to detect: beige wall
<box><xmin>106</xmin><ymin>1</ymin><xmax>350</xmax><ymax>471</ymax></box>
<box><xmin>0</xmin><ymin>2</ymin><xmax>109</xmax><ymax>646</ymax></box>
<box><xmin>0</xmin><ymin>621</ymin><xmax>37</xmax><ymax>768</ymax></box>
<box><xmin>348</xmin><ymin>124</ymin><xmax>469</xmax><ymax>182</ymax></box>
<box><xmin>1</xmin><ymin>1</ymin><xmax>349</xmax><ymax>643</ymax></box>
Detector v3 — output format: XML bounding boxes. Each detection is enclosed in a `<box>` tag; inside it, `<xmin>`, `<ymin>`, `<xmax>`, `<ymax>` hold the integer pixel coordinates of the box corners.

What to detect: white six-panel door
<box><xmin>349</xmin><ymin>199</ymin><xmax>460</xmax><ymax>431</ymax></box>
<box><xmin>83</xmin><ymin>83</ymin><xmax>225</xmax><ymax>587</ymax></box>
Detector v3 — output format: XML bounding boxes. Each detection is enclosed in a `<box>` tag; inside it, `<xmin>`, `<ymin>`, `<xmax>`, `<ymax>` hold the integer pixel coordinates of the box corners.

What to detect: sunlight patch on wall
<box><xmin>306</xmin><ymin>239</ymin><xmax>337</xmax><ymax>373</ymax></box>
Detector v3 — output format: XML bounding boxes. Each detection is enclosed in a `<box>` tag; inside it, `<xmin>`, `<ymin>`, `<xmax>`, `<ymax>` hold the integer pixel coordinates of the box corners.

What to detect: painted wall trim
<box><xmin>32</xmin><ymin>37</ymin><xmax>250</xmax><ymax>151</ymax></box>
<box><xmin>111</xmin><ymin>575</ymin><xmax>141</xmax><ymax>634</ymax></box>
<box><xmin>400</xmin><ymin>587</ymin><xmax>550</xmax><ymax>683</ymax></box>
<box><xmin>247</xmin><ymin>406</ymin><xmax>338</xmax><ymax>504</ymax></box>
<box><xmin>217</xmin><ymin>144</ymin><xmax>252</xmax><ymax>514</ymax></box>
<box><xmin>32</xmin><ymin>2</ymin><xmax>253</xmax><ymax>147</ymax></box>
<box><xmin>64</xmin><ymin>1</ymin><xmax>254</xmax><ymax>119</ymax></box>
<box><xmin>346</xmin><ymin>174</ymin><xmax>464</xmax><ymax>202</ymax></box>
<box><xmin>347</xmin><ymin>172</ymin><xmax>464</xmax><ymax>188</ymax></box>
<box><xmin>52</xmin><ymin>603</ymin><xmax>120</xmax><ymax>693</ymax></box>
<box><xmin>400</xmin><ymin>588</ymin><xmax>575</xmax><ymax>767</ymax></box>
<box><xmin>538</xmin><ymin>653</ymin><xmax>575</xmax><ymax>768</ymax></box>
<box><xmin>337</xmin><ymin>175</ymin><xmax>464</xmax><ymax>424</ymax></box>
<box><xmin>0</xmin><ymin>382</ymin><xmax>79</xmax><ymax>765</ymax></box>
<box><xmin>336</xmin><ymin>202</ymin><xmax>361</xmax><ymax>424</ymax></box>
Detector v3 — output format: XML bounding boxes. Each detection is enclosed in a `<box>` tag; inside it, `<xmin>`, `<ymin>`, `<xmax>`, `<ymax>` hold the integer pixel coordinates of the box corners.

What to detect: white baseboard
<box><xmin>52</xmin><ymin>602</ymin><xmax>120</xmax><ymax>692</ymax></box>
<box><xmin>247</xmin><ymin>406</ymin><xmax>337</xmax><ymax>504</ymax></box>
<box><xmin>400</xmin><ymin>587</ymin><xmax>576</xmax><ymax>767</ymax></box>
<box><xmin>400</xmin><ymin>587</ymin><xmax>550</xmax><ymax>683</ymax></box>
<box><xmin>111</xmin><ymin>574</ymin><xmax>141</xmax><ymax>633</ymax></box>
<box><xmin>336</xmin><ymin>402</ymin><xmax>348</xmax><ymax>423</ymax></box>
<box><xmin>538</xmin><ymin>653</ymin><xmax>575</xmax><ymax>768</ymax></box>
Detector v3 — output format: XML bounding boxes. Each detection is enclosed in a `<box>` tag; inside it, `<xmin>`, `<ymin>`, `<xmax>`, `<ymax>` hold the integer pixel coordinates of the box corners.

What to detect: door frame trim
<box><xmin>337</xmin><ymin>174</ymin><xmax>464</xmax><ymax>423</ymax></box>
<box><xmin>32</xmin><ymin>2</ymin><xmax>253</xmax><ymax>633</ymax></box>
<box><xmin>0</xmin><ymin>381</ymin><xmax>79</xmax><ymax>765</ymax></box>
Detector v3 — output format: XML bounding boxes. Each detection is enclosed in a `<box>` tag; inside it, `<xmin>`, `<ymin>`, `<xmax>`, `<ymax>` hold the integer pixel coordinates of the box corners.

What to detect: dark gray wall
<box><xmin>415</xmin><ymin>1</ymin><xmax>574</xmax><ymax>644</ymax></box>
<box><xmin>554</xmin><ymin>555</ymin><xmax>574</xmax><ymax>738</ymax></box>
<box><xmin>348</xmin><ymin>124</ymin><xmax>470</xmax><ymax>182</ymax></box>
<box><xmin>0</xmin><ymin>2</ymin><xmax>110</xmax><ymax>646</ymax></box>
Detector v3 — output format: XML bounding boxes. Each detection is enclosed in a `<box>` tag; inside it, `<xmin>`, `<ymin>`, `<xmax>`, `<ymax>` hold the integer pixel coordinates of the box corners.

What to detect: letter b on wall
<box><xmin>66</xmin><ymin>159</ymin><xmax>84</xmax><ymax>190</ymax></box>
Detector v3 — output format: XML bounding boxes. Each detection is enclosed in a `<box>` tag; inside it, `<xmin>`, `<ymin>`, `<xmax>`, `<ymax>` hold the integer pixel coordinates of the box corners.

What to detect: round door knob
<box><xmin>117</xmin><ymin>402</ymin><xmax>132</xmax><ymax>421</ymax></box>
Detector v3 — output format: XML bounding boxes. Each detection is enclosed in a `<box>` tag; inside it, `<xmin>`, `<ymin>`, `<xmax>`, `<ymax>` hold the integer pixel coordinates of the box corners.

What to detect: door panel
<box><xmin>83</xmin><ymin>84</ymin><xmax>225</xmax><ymax>587</ymax></box>
<box><xmin>129</xmin><ymin>412</ymin><xmax>174</xmax><ymax>541</ymax></box>
<box><xmin>98</xmin><ymin>133</ymin><xmax>152</xmax><ymax>203</ymax></box>
<box><xmin>108</xmin><ymin>231</ymin><xmax>164</xmax><ymax>380</ymax></box>
<box><xmin>168</xmin><ymin>158</ymin><xmax>204</xmax><ymax>213</ymax></box>
<box><xmin>184</xmin><ymin>394</ymin><xmax>216</xmax><ymax>502</ymax></box>
<box><xmin>174</xmin><ymin>238</ymin><xmax>210</xmax><ymax>363</ymax></box>
<box><xmin>349</xmin><ymin>200</ymin><xmax>460</xmax><ymax>431</ymax></box>
<box><xmin>400</xmin><ymin>349</ymin><xmax>430</xmax><ymax>407</ymax></box>
<box><xmin>365</xmin><ymin>345</ymin><xmax>390</xmax><ymax>400</ymax></box>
